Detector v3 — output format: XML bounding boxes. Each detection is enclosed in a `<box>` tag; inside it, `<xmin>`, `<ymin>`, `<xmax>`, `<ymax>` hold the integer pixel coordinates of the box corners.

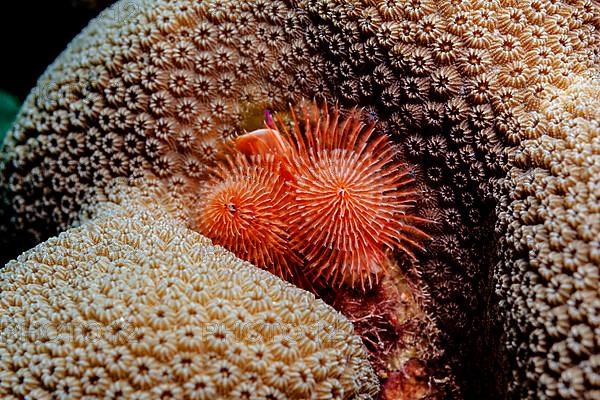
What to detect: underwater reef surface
<box><xmin>0</xmin><ymin>0</ymin><xmax>598</xmax><ymax>398</ymax></box>
<box><xmin>0</xmin><ymin>181</ymin><xmax>379</xmax><ymax>399</ymax></box>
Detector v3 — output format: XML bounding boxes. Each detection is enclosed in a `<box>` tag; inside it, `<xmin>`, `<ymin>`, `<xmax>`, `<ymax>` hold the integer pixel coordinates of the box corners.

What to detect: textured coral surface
<box><xmin>495</xmin><ymin>77</ymin><xmax>599</xmax><ymax>400</ymax></box>
<box><xmin>0</xmin><ymin>0</ymin><xmax>599</xmax><ymax>398</ymax></box>
<box><xmin>0</xmin><ymin>180</ymin><xmax>378</xmax><ymax>399</ymax></box>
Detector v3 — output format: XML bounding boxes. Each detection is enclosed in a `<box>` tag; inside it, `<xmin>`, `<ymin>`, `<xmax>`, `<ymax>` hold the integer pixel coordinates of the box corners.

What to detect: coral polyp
<box><xmin>196</xmin><ymin>154</ymin><xmax>298</xmax><ymax>280</ymax></box>
<box><xmin>279</xmin><ymin>103</ymin><xmax>431</xmax><ymax>289</ymax></box>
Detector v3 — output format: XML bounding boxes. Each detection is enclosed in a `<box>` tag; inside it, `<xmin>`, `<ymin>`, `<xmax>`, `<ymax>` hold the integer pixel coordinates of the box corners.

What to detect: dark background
<box><xmin>0</xmin><ymin>1</ymin><xmax>113</xmax><ymax>100</ymax></box>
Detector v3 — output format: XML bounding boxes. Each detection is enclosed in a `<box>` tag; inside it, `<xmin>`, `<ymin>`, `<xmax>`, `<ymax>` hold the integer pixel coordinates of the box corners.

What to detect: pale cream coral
<box><xmin>0</xmin><ymin>179</ymin><xmax>379</xmax><ymax>399</ymax></box>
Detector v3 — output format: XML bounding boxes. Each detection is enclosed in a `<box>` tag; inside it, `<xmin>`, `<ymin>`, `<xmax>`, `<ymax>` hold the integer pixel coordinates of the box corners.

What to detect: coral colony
<box><xmin>0</xmin><ymin>185</ymin><xmax>378</xmax><ymax>398</ymax></box>
<box><xmin>0</xmin><ymin>0</ymin><xmax>598</xmax><ymax>399</ymax></box>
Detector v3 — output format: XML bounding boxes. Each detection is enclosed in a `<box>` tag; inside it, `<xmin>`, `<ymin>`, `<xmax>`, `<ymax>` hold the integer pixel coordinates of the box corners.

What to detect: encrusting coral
<box><xmin>0</xmin><ymin>0</ymin><xmax>599</xmax><ymax>398</ymax></box>
<box><xmin>329</xmin><ymin>256</ymin><xmax>440</xmax><ymax>379</ymax></box>
<box><xmin>0</xmin><ymin>179</ymin><xmax>379</xmax><ymax>399</ymax></box>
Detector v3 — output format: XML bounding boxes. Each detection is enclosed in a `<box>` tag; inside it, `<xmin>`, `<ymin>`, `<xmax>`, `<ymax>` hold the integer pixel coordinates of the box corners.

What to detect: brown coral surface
<box><xmin>0</xmin><ymin>180</ymin><xmax>379</xmax><ymax>399</ymax></box>
<box><xmin>0</xmin><ymin>0</ymin><xmax>599</xmax><ymax>398</ymax></box>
